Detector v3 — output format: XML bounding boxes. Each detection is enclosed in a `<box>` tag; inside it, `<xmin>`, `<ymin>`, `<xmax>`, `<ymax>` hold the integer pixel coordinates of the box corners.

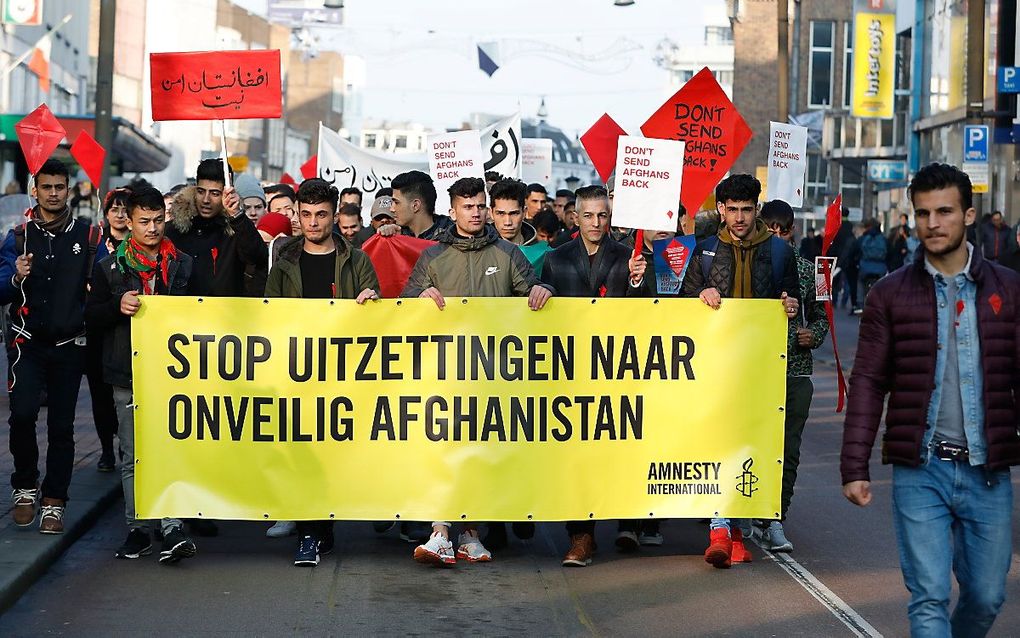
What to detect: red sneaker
<box><xmin>730</xmin><ymin>527</ymin><xmax>753</xmax><ymax>563</ymax></box>
<box><xmin>704</xmin><ymin>527</ymin><xmax>732</xmax><ymax>568</ymax></box>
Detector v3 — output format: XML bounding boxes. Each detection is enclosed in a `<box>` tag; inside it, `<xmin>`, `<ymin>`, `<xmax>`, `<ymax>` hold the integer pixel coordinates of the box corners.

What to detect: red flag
<box><xmin>149</xmin><ymin>50</ymin><xmax>282</xmax><ymax>121</ymax></box>
<box><xmin>27</xmin><ymin>36</ymin><xmax>51</xmax><ymax>94</ymax></box>
<box><xmin>300</xmin><ymin>155</ymin><xmax>318</xmax><ymax>180</ymax></box>
<box><xmin>280</xmin><ymin>172</ymin><xmax>297</xmax><ymax>186</ymax></box>
<box><xmin>361</xmin><ymin>234</ymin><xmax>436</xmax><ymax>298</ymax></box>
<box><xmin>580</xmin><ymin>113</ymin><xmax>627</xmax><ymax>184</ymax></box>
<box><xmin>69</xmin><ymin>130</ymin><xmax>105</xmax><ymax>187</ymax></box>
<box><xmin>15</xmin><ymin>104</ymin><xmax>66</xmax><ymax>176</ymax></box>
<box><xmin>821</xmin><ymin>193</ymin><xmax>843</xmax><ymax>257</ymax></box>
<box><xmin>641</xmin><ymin>67</ymin><xmax>752</xmax><ymax>215</ymax></box>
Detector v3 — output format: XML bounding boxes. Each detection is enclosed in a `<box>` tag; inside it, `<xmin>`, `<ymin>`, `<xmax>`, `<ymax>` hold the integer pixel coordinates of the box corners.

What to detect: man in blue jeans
<box><xmin>841</xmin><ymin>163</ymin><xmax>1020</xmax><ymax>636</ymax></box>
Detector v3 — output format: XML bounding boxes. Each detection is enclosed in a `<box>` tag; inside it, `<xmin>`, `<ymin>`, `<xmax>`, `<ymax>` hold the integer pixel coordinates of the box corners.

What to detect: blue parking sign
<box><xmin>998</xmin><ymin>67</ymin><xmax>1020</xmax><ymax>93</ymax></box>
<box><xmin>964</xmin><ymin>125</ymin><xmax>989</xmax><ymax>162</ymax></box>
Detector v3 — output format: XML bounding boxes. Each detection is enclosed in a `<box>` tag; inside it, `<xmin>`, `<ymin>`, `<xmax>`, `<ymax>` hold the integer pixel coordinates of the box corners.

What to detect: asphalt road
<box><xmin>1</xmin><ymin>314</ymin><xmax>1019</xmax><ymax>637</ymax></box>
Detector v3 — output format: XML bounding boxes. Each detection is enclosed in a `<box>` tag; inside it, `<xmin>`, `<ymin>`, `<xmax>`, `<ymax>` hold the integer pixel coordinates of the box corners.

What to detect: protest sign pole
<box><xmin>219</xmin><ymin>120</ymin><xmax>233</xmax><ymax>190</ymax></box>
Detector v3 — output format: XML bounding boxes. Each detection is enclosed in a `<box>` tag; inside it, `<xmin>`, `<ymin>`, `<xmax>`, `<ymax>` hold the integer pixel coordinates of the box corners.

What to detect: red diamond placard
<box><xmin>300</xmin><ymin>155</ymin><xmax>318</xmax><ymax>180</ymax></box>
<box><xmin>580</xmin><ymin>113</ymin><xmax>627</xmax><ymax>185</ymax></box>
<box><xmin>15</xmin><ymin>103</ymin><xmax>66</xmax><ymax>176</ymax></box>
<box><xmin>640</xmin><ymin>67</ymin><xmax>752</xmax><ymax>216</ymax></box>
<box><xmin>70</xmin><ymin>130</ymin><xmax>106</xmax><ymax>187</ymax></box>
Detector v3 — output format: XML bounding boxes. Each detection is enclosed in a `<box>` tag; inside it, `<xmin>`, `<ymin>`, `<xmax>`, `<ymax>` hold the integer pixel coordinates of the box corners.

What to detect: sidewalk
<box><xmin>0</xmin><ymin>378</ymin><xmax>122</xmax><ymax>614</ymax></box>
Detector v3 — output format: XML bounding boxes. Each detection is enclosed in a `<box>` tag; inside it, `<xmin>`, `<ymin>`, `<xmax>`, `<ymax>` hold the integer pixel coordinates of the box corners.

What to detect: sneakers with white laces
<box><xmin>413</xmin><ymin>532</ymin><xmax>456</xmax><ymax>567</ymax></box>
<box><xmin>456</xmin><ymin>533</ymin><xmax>493</xmax><ymax>562</ymax></box>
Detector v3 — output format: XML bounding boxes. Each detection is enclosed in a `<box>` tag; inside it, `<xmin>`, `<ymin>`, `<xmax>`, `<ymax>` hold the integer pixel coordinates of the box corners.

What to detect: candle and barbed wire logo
<box><xmin>735</xmin><ymin>458</ymin><xmax>759</xmax><ymax>498</ymax></box>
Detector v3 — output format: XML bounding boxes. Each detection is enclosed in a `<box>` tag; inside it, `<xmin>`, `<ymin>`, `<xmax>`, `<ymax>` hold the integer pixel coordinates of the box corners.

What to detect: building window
<box><xmin>840</xmin><ymin>165</ymin><xmax>863</xmax><ymax>209</ymax></box>
<box><xmin>364</xmin><ymin>133</ymin><xmax>377</xmax><ymax>148</ymax></box>
<box><xmin>808</xmin><ymin>21</ymin><xmax>834</xmax><ymax>107</ymax></box>
<box><xmin>806</xmin><ymin>153</ymin><xmax>829</xmax><ymax>204</ymax></box>
<box><xmin>394</xmin><ymin>135</ymin><xmax>407</xmax><ymax>149</ymax></box>
<box><xmin>843</xmin><ymin>21</ymin><xmax>853</xmax><ymax>109</ymax></box>
<box><xmin>704</xmin><ymin>25</ymin><xmax>733</xmax><ymax>46</ymax></box>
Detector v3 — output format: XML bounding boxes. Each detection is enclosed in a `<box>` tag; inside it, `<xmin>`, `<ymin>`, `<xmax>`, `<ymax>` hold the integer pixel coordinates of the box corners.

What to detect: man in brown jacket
<box><xmin>841</xmin><ymin>163</ymin><xmax>1020</xmax><ymax>637</ymax></box>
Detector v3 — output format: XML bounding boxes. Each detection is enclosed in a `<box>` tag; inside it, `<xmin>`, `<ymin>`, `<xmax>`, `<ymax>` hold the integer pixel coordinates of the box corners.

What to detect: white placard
<box><xmin>521</xmin><ymin>138</ymin><xmax>553</xmax><ymax>184</ymax></box>
<box><xmin>766</xmin><ymin>121</ymin><xmax>808</xmax><ymax>208</ymax></box>
<box><xmin>427</xmin><ymin>130</ymin><xmax>485</xmax><ymax>216</ymax></box>
<box><xmin>610</xmin><ymin>135</ymin><xmax>685</xmax><ymax>232</ymax></box>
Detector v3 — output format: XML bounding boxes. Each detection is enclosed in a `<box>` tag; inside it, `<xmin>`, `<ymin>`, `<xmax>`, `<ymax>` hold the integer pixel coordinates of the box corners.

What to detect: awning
<box><xmin>0</xmin><ymin>114</ymin><xmax>172</xmax><ymax>174</ymax></box>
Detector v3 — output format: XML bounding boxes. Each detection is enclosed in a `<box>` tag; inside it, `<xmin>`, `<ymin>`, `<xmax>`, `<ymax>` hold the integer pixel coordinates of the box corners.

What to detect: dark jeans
<box><xmin>297</xmin><ymin>520</ymin><xmax>333</xmax><ymax>540</ymax></box>
<box><xmin>8</xmin><ymin>340</ymin><xmax>86</xmax><ymax>501</ymax></box>
<box><xmin>781</xmin><ymin>376</ymin><xmax>814</xmax><ymax>520</ymax></box>
<box><xmin>85</xmin><ymin>335</ymin><xmax>118</xmax><ymax>454</ymax></box>
<box><xmin>566</xmin><ymin>520</ymin><xmax>595</xmax><ymax>536</ymax></box>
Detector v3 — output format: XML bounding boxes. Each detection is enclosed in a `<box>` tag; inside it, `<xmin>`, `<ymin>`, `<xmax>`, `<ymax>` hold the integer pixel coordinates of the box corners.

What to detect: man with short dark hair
<box><xmin>525</xmin><ymin>183</ymin><xmax>547</xmax><ymax>221</ymax></box>
<box><xmin>759</xmin><ymin>199</ymin><xmax>828</xmax><ymax>552</ymax></box>
<box><xmin>266</xmin><ymin>178</ymin><xmax>380</xmax><ymax>567</ymax></box>
<box><xmin>553</xmin><ymin>189</ymin><xmax>575</xmax><ymax>223</ymax></box>
<box><xmin>167</xmin><ymin>159</ymin><xmax>267</xmax><ymax>297</ymax></box>
<box><xmin>385</xmin><ymin>170</ymin><xmax>452</xmax><ymax>241</ymax></box>
<box><xmin>0</xmin><ymin>159</ymin><xmax>107</xmax><ymax>533</ymax></box>
<box><xmin>843</xmin><ymin>164</ymin><xmax>1020</xmax><ymax>635</ymax></box>
<box><xmin>403</xmin><ymin>177</ymin><xmax>553</xmax><ymax>567</ymax></box>
<box><xmin>339</xmin><ymin>187</ymin><xmax>363</xmax><ymax>208</ymax></box>
<box><xmin>337</xmin><ymin>203</ymin><xmax>363</xmax><ymax>244</ymax></box>
<box><xmin>682</xmin><ymin>173</ymin><xmax>800</xmax><ymax>568</ymax></box>
<box><xmin>489</xmin><ymin>178</ymin><xmax>536</xmax><ymax>245</ymax></box>
<box><xmin>86</xmin><ymin>186</ymin><xmax>198</xmax><ymax>563</ymax></box>
<box><xmin>532</xmin><ymin>208</ymin><xmax>561</xmax><ymax>244</ymax></box>
<box><xmin>979</xmin><ymin>210</ymin><xmax>1012</xmax><ymax>263</ymax></box>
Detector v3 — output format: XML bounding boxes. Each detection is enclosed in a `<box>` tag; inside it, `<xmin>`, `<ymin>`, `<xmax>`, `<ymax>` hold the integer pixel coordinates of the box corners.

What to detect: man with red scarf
<box><xmin>86</xmin><ymin>186</ymin><xmax>199</xmax><ymax>564</ymax></box>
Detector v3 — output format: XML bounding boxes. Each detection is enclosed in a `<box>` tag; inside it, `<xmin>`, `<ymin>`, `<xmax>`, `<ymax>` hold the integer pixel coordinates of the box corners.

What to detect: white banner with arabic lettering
<box><xmin>317</xmin><ymin>114</ymin><xmax>522</xmax><ymax>218</ymax></box>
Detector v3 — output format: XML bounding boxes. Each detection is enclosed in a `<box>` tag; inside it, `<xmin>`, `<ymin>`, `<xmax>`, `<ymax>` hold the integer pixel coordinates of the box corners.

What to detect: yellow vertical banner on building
<box><xmin>132</xmin><ymin>297</ymin><xmax>786</xmax><ymax>522</ymax></box>
<box><xmin>851</xmin><ymin>1</ymin><xmax>896</xmax><ymax>119</ymax></box>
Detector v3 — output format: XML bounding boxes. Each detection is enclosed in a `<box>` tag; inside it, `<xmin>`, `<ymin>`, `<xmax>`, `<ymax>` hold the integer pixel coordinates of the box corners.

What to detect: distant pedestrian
<box><xmin>841</xmin><ymin>163</ymin><xmax>1020</xmax><ymax>636</ymax></box>
<box><xmin>979</xmin><ymin>210</ymin><xmax>1012</xmax><ymax>263</ymax></box>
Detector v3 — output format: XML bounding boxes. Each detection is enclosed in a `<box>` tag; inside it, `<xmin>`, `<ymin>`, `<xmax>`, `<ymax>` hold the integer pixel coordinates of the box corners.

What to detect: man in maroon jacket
<box><xmin>841</xmin><ymin>163</ymin><xmax>1020</xmax><ymax>637</ymax></box>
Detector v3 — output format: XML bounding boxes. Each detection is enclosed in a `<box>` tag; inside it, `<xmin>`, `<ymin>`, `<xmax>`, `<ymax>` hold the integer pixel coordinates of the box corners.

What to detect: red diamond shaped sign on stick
<box><xmin>580</xmin><ymin>113</ymin><xmax>627</xmax><ymax>185</ymax></box>
<box><xmin>15</xmin><ymin>104</ymin><xmax>67</xmax><ymax>176</ymax></box>
<box><xmin>640</xmin><ymin>68</ymin><xmax>752</xmax><ymax>216</ymax></box>
<box><xmin>70</xmin><ymin>130</ymin><xmax>106</xmax><ymax>187</ymax></box>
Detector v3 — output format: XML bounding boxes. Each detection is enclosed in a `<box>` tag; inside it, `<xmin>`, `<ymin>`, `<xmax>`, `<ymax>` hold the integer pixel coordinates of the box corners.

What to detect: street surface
<box><xmin>2</xmin><ymin>312</ymin><xmax>1019</xmax><ymax>637</ymax></box>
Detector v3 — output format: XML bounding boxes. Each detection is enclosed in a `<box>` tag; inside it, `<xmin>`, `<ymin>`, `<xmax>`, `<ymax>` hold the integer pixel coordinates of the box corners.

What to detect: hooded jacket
<box><xmin>681</xmin><ymin>219</ymin><xmax>799</xmax><ymax>300</ymax></box>
<box><xmin>503</xmin><ymin>221</ymin><xmax>537</xmax><ymax>247</ymax></box>
<box><xmin>840</xmin><ymin>248</ymin><xmax>1020</xmax><ymax>482</ymax></box>
<box><xmin>401</xmin><ymin>224</ymin><xmax>551</xmax><ymax>298</ymax></box>
<box><xmin>166</xmin><ymin>186</ymin><xmax>267</xmax><ymax>297</ymax></box>
<box><xmin>86</xmin><ymin>246</ymin><xmax>194</xmax><ymax>387</ymax></box>
<box><xmin>264</xmin><ymin>234</ymin><xmax>379</xmax><ymax>299</ymax></box>
<box><xmin>400</xmin><ymin>214</ymin><xmax>454</xmax><ymax>242</ymax></box>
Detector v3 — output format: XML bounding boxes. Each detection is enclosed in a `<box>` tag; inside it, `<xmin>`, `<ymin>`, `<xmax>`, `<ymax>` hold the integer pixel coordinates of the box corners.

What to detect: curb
<box><xmin>0</xmin><ymin>463</ymin><xmax>121</xmax><ymax>615</ymax></box>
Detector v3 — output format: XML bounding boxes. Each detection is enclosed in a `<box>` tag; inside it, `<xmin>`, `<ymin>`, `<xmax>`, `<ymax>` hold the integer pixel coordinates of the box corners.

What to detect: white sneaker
<box><xmin>414</xmin><ymin>533</ymin><xmax>456</xmax><ymax>566</ymax></box>
<box><xmin>456</xmin><ymin>533</ymin><xmax>493</xmax><ymax>562</ymax></box>
<box><xmin>266</xmin><ymin>521</ymin><xmax>296</xmax><ymax>538</ymax></box>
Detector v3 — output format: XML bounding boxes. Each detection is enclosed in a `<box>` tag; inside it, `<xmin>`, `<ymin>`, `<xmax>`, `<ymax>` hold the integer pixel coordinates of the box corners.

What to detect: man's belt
<box><xmin>933</xmin><ymin>441</ymin><xmax>969</xmax><ymax>462</ymax></box>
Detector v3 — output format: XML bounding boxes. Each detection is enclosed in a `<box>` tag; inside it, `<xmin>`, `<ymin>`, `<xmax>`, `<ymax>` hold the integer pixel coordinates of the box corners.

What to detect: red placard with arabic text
<box><xmin>150</xmin><ymin>50</ymin><xmax>282</xmax><ymax>121</ymax></box>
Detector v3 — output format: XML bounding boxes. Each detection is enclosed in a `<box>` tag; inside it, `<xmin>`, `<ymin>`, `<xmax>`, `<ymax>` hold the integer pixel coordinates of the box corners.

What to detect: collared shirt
<box><xmin>923</xmin><ymin>243</ymin><xmax>987</xmax><ymax>465</ymax></box>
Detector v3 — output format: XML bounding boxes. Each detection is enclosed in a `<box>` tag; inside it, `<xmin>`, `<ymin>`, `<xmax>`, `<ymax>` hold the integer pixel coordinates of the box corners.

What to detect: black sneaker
<box><xmin>399</xmin><ymin>522</ymin><xmax>430</xmax><ymax>544</ymax></box>
<box><xmin>483</xmin><ymin>522</ymin><xmax>508</xmax><ymax>550</ymax></box>
<box><xmin>512</xmin><ymin>522</ymin><xmax>535</xmax><ymax>540</ymax></box>
<box><xmin>188</xmin><ymin>519</ymin><xmax>219</xmax><ymax>537</ymax></box>
<box><xmin>159</xmin><ymin>526</ymin><xmax>197</xmax><ymax>564</ymax></box>
<box><xmin>97</xmin><ymin>450</ymin><xmax>115</xmax><ymax>473</ymax></box>
<box><xmin>115</xmin><ymin>528</ymin><xmax>152</xmax><ymax>559</ymax></box>
<box><xmin>294</xmin><ymin>535</ymin><xmax>320</xmax><ymax>566</ymax></box>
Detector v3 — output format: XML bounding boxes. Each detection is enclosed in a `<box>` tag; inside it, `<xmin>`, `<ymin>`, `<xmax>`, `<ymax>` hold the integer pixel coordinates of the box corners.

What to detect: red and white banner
<box><xmin>149</xmin><ymin>50</ymin><xmax>282</xmax><ymax>121</ymax></box>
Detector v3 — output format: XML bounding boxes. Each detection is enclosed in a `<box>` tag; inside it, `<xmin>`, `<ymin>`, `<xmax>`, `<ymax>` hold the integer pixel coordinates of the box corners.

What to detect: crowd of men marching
<box><xmin>3</xmin><ymin>156</ymin><xmax>1017</xmax><ymax>636</ymax></box>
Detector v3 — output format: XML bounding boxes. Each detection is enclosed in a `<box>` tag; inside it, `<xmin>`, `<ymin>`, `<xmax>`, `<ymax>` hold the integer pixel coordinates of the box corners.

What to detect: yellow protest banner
<box><xmin>133</xmin><ymin>297</ymin><xmax>786</xmax><ymax>522</ymax></box>
<box><xmin>851</xmin><ymin>8</ymin><xmax>896</xmax><ymax>119</ymax></box>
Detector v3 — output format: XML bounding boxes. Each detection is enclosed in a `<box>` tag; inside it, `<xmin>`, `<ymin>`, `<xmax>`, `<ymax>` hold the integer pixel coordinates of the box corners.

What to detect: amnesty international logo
<box><xmin>735</xmin><ymin>458</ymin><xmax>759</xmax><ymax>498</ymax></box>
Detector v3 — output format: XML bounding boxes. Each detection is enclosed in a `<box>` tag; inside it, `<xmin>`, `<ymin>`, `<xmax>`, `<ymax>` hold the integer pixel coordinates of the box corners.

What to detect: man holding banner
<box><xmin>86</xmin><ymin>186</ymin><xmax>198</xmax><ymax>563</ymax></box>
<box><xmin>402</xmin><ymin>176</ymin><xmax>553</xmax><ymax>566</ymax></box>
<box><xmin>682</xmin><ymin>174</ymin><xmax>800</xmax><ymax>568</ymax></box>
<box><xmin>265</xmin><ymin>178</ymin><xmax>379</xmax><ymax>567</ymax></box>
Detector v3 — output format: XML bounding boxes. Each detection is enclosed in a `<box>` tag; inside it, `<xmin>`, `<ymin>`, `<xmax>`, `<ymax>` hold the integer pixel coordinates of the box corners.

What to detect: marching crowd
<box><xmin>2</xmin><ymin>157</ymin><xmax>1017</xmax><ymax>635</ymax></box>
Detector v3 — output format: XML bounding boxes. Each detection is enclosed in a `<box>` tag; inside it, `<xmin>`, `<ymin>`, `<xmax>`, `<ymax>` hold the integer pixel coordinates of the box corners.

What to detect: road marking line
<box><xmin>753</xmin><ymin>538</ymin><xmax>883</xmax><ymax>638</ymax></box>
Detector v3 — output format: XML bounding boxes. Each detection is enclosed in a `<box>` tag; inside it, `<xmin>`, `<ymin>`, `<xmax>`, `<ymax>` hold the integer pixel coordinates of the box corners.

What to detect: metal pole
<box><xmin>95</xmin><ymin>0</ymin><xmax>116</xmax><ymax>194</ymax></box>
<box><xmin>966</xmin><ymin>0</ymin><xmax>985</xmax><ymax>122</ymax></box>
<box><xmin>778</xmin><ymin>0</ymin><xmax>790</xmax><ymax>122</ymax></box>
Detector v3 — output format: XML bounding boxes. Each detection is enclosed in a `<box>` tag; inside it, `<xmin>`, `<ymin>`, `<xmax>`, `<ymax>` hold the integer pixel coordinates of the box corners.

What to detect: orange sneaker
<box><xmin>704</xmin><ymin>527</ymin><xmax>732</xmax><ymax>568</ymax></box>
<box><xmin>730</xmin><ymin>527</ymin><xmax>753</xmax><ymax>563</ymax></box>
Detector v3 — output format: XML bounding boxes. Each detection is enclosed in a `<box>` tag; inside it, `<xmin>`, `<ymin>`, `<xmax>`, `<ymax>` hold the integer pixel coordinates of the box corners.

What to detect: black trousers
<box><xmin>84</xmin><ymin>335</ymin><xmax>118</xmax><ymax>454</ymax></box>
<box><xmin>780</xmin><ymin>376</ymin><xmax>814</xmax><ymax>520</ymax></box>
<box><xmin>297</xmin><ymin>520</ymin><xmax>333</xmax><ymax>540</ymax></box>
<box><xmin>8</xmin><ymin>340</ymin><xmax>86</xmax><ymax>501</ymax></box>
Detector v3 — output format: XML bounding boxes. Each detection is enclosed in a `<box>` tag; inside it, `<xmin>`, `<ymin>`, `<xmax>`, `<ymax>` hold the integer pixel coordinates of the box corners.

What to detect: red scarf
<box><xmin>120</xmin><ymin>237</ymin><xmax>178</xmax><ymax>294</ymax></box>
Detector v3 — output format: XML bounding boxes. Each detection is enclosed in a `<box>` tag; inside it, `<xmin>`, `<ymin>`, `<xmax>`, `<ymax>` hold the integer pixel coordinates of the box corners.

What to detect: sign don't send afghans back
<box><xmin>132</xmin><ymin>297</ymin><xmax>786</xmax><ymax>522</ymax></box>
<box><xmin>149</xmin><ymin>50</ymin><xmax>282</xmax><ymax>121</ymax></box>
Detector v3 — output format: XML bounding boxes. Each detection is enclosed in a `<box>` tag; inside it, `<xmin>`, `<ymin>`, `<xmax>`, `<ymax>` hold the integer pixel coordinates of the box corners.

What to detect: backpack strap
<box><xmin>14</xmin><ymin>223</ymin><xmax>26</xmax><ymax>256</ymax></box>
<box><xmin>700</xmin><ymin>235</ymin><xmax>720</xmax><ymax>284</ymax></box>
<box><xmin>769</xmin><ymin>235</ymin><xmax>788</xmax><ymax>297</ymax></box>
